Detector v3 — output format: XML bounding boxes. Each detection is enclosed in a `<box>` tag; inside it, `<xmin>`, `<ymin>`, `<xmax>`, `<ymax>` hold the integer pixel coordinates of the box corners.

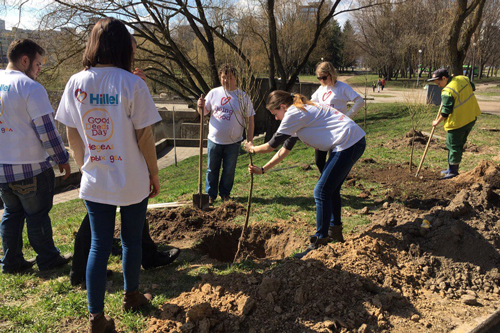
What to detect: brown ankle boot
<box><xmin>123</xmin><ymin>290</ymin><xmax>153</xmax><ymax>312</ymax></box>
<box><xmin>328</xmin><ymin>225</ymin><xmax>345</xmax><ymax>243</ymax></box>
<box><xmin>89</xmin><ymin>312</ymin><xmax>115</xmax><ymax>333</ymax></box>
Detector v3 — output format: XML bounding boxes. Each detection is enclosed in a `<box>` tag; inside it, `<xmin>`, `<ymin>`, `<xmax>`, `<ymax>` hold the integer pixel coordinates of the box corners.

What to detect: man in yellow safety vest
<box><xmin>428</xmin><ymin>68</ymin><xmax>481</xmax><ymax>179</ymax></box>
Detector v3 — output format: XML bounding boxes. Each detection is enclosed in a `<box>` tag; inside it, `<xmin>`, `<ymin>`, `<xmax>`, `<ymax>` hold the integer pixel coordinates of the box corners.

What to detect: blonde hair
<box><xmin>315</xmin><ymin>61</ymin><xmax>338</xmax><ymax>85</ymax></box>
<box><xmin>266</xmin><ymin>91</ymin><xmax>315</xmax><ymax>112</ymax></box>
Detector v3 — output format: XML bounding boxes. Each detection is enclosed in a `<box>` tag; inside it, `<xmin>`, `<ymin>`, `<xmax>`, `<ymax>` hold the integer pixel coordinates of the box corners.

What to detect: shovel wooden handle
<box><xmin>415</xmin><ymin>104</ymin><xmax>443</xmax><ymax>177</ymax></box>
<box><xmin>198</xmin><ymin>94</ymin><xmax>205</xmax><ymax>198</ymax></box>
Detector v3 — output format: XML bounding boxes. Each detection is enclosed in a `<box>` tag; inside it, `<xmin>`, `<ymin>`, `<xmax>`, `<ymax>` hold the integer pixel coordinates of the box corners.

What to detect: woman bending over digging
<box><xmin>244</xmin><ymin>91</ymin><xmax>366</xmax><ymax>259</ymax></box>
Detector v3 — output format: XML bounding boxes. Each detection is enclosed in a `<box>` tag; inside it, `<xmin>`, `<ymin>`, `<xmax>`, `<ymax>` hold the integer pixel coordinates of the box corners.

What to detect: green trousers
<box><xmin>446</xmin><ymin>118</ymin><xmax>476</xmax><ymax>165</ymax></box>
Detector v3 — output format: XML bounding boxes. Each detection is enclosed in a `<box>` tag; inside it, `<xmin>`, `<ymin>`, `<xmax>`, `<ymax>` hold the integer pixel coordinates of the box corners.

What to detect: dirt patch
<box><xmin>147</xmin><ymin>202</ymin><xmax>305</xmax><ymax>262</ymax></box>
<box><xmin>145</xmin><ymin>161</ymin><xmax>500</xmax><ymax>333</ymax></box>
<box><xmin>384</xmin><ymin>130</ymin><xmax>442</xmax><ymax>150</ymax></box>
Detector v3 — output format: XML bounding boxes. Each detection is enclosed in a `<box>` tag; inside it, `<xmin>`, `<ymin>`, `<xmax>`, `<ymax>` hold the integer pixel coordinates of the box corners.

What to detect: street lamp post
<box><xmin>416</xmin><ymin>49</ymin><xmax>422</xmax><ymax>88</ymax></box>
<box><xmin>471</xmin><ymin>43</ymin><xmax>477</xmax><ymax>83</ymax></box>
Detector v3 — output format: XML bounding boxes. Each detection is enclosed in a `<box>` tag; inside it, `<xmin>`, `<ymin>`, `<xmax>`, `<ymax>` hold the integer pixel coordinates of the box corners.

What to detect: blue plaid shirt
<box><xmin>0</xmin><ymin>113</ymin><xmax>69</xmax><ymax>183</ymax></box>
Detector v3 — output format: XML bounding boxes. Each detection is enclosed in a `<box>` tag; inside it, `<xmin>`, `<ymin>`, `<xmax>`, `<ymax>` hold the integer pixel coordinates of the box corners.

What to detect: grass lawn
<box><xmin>1</xmin><ymin>103</ymin><xmax>499</xmax><ymax>332</ymax></box>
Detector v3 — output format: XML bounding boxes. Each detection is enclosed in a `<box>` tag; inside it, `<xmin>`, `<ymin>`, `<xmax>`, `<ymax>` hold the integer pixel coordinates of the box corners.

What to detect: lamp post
<box><xmin>471</xmin><ymin>43</ymin><xmax>477</xmax><ymax>83</ymax></box>
<box><xmin>416</xmin><ymin>49</ymin><xmax>422</xmax><ymax>88</ymax></box>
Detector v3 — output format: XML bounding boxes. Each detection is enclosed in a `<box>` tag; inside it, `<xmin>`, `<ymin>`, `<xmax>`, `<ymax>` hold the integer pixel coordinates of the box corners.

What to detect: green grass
<box><xmin>1</xmin><ymin>102</ymin><xmax>500</xmax><ymax>332</ymax></box>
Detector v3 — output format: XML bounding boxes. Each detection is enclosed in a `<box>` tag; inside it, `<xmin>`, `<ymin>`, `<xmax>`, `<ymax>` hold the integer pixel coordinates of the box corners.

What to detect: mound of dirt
<box><xmin>384</xmin><ymin>130</ymin><xmax>441</xmax><ymax>150</ymax></box>
<box><xmin>455</xmin><ymin>160</ymin><xmax>500</xmax><ymax>189</ymax></box>
<box><xmin>144</xmin><ymin>162</ymin><xmax>500</xmax><ymax>333</ymax></box>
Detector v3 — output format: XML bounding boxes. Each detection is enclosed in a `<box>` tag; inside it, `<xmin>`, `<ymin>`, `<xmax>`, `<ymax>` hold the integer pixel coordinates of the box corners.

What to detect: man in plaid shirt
<box><xmin>0</xmin><ymin>39</ymin><xmax>72</xmax><ymax>274</ymax></box>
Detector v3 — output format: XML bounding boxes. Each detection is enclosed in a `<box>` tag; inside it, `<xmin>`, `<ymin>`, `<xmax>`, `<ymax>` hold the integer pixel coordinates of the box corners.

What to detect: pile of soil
<box><xmin>144</xmin><ymin>161</ymin><xmax>500</xmax><ymax>333</ymax></box>
<box><xmin>384</xmin><ymin>130</ymin><xmax>442</xmax><ymax>150</ymax></box>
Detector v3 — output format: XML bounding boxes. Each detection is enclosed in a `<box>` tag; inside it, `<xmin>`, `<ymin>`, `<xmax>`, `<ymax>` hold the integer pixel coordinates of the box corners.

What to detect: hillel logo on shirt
<box><xmin>322</xmin><ymin>91</ymin><xmax>332</xmax><ymax>102</ymax></box>
<box><xmin>75</xmin><ymin>89</ymin><xmax>87</xmax><ymax>103</ymax></box>
<box><xmin>90</xmin><ymin>93</ymin><xmax>119</xmax><ymax>106</ymax></box>
<box><xmin>82</xmin><ymin>108</ymin><xmax>114</xmax><ymax>143</ymax></box>
<box><xmin>221</xmin><ymin>96</ymin><xmax>231</xmax><ymax>105</ymax></box>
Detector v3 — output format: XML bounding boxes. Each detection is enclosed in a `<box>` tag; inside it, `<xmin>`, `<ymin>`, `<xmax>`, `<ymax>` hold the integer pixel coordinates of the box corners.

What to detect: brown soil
<box><xmin>144</xmin><ymin>160</ymin><xmax>500</xmax><ymax>333</ymax></box>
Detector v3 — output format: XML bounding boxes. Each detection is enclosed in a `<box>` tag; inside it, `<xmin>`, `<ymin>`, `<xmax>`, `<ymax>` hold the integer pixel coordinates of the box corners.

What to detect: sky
<box><xmin>1</xmin><ymin>0</ymin><xmax>351</xmax><ymax>31</ymax></box>
<box><xmin>1</xmin><ymin>1</ymin><xmax>50</xmax><ymax>30</ymax></box>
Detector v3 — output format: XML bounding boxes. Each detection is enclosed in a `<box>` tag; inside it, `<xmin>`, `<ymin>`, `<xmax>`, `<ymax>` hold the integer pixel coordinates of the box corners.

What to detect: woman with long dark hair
<box><xmin>55</xmin><ymin>17</ymin><xmax>161</xmax><ymax>332</ymax></box>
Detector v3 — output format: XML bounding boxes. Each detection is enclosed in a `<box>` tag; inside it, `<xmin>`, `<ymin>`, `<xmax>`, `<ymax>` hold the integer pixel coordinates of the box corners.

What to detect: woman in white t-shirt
<box><xmin>244</xmin><ymin>91</ymin><xmax>366</xmax><ymax>259</ymax></box>
<box><xmin>197</xmin><ymin>64</ymin><xmax>255</xmax><ymax>204</ymax></box>
<box><xmin>311</xmin><ymin>61</ymin><xmax>363</xmax><ymax>173</ymax></box>
<box><xmin>55</xmin><ymin>18</ymin><xmax>161</xmax><ymax>332</ymax></box>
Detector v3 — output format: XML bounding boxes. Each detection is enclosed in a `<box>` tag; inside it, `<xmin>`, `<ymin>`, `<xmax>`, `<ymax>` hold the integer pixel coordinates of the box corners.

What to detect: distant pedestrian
<box><xmin>0</xmin><ymin>39</ymin><xmax>72</xmax><ymax>274</ymax></box>
<box><xmin>381</xmin><ymin>78</ymin><xmax>386</xmax><ymax>91</ymax></box>
<box><xmin>372</xmin><ymin>82</ymin><xmax>376</xmax><ymax>93</ymax></box>
<box><xmin>377</xmin><ymin>79</ymin><xmax>382</xmax><ymax>92</ymax></box>
<box><xmin>427</xmin><ymin>68</ymin><xmax>481</xmax><ymax>179</ymax></box>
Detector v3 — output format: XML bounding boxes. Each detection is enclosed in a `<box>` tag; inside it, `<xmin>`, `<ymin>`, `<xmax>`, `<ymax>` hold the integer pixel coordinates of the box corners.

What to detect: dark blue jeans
<box><xmin>206</xmin><ymin>139</ymin><xmax>240</xmax><ymax>199</ymax></box>
<box><xmin>314</xmin><ymin>137</ymin><xmax>366</xmax><ymax>239</ymax></box>
<box><xmin>0</xmin><ymin>168</ymin><xmax>61</xmax><ymax>272</ymax></box>
<box><xmin>85</xmin><ymin>197</ymin><xmax>148</xmax><ymax>314</ymax></box>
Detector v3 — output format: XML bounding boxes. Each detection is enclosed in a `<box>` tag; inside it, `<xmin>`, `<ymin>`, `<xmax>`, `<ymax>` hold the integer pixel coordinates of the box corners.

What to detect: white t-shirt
<box><xmin>0</xmin><ymin>70</ymin><xmax>54</xmax><ymax>163</ymax></box>
<box><xmin>311</xmin><ymin>81</ymin><xmax>362</xmax><ymax>116</ymax></box>
<box><xmin>205</xmin><ymin>86</ymin><xmax>255</xmax><ymax>145</ymax></box>
<box><xmin>56</xmin><ymin>67</ymin><xmax>161</xmax><ymax>206</ymax></box>
<box><xmin>277</xmin><ymin>104</ymin><xmax>365</xmax><ymax>152</ymax></box>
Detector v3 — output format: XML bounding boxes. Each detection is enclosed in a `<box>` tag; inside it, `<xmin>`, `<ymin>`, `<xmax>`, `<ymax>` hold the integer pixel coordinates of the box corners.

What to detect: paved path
<box><xmin>0</xmin><ymin>146</ymin><xmax>202</xmax><ymax>216</ymax></box>
<box><xmin>335</xmin><ymin>76</ymin><xmax>500</xmax><ymax>116</ymax></box>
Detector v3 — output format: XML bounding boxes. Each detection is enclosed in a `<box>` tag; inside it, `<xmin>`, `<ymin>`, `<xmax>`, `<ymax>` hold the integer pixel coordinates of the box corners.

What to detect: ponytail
<box><xmin>267</xmin><ymin>90</ymin><xmax>315</xmax><ymax>112</ymax></box>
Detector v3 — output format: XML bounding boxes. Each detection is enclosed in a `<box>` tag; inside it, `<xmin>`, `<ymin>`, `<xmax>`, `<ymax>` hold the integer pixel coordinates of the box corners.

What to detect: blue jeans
<box><xmin>85</xmin><ymin>197</ymin><xmax>148</xmax><ymax>314</ymax></box>
<box><xmin>0</xmin><ymin>168</ymin><xmax>61</xmax><ymax>272</ymax></box>
<box><xmin>206</xmin><ymin>139</ymin><xmax>240</xmax><ymax>199</ymax></box>
<box><xmin>314</xmin><ymin>137</ymin><xmax>366</xmax><ymax>239</ymax></box>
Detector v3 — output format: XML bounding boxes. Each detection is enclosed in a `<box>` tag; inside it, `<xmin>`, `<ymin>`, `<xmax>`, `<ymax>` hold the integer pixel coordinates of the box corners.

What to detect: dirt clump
<box><xmin>455</xmin><ymin>160</ymin><xmax>500</xmax><ymax>189</ymax></box>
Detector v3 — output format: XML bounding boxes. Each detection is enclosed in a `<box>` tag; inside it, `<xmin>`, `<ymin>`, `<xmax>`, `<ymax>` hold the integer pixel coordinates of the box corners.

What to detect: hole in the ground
<box><xmin>193</xmin><ymin>225</ymin><xmax>303</xmax><ymax>262</ymax></box>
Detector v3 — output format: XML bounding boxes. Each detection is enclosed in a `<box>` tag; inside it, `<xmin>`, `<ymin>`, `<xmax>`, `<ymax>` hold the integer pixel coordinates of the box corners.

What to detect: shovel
<box><xmin>193</xmin><ymin>94</ymin><xmax>210</xmax><ymax>210</ymax></box>
<box><xmin>415</xmin><ymin>104</ymin><xmax>443</xmax><ymax>178</ymax></box>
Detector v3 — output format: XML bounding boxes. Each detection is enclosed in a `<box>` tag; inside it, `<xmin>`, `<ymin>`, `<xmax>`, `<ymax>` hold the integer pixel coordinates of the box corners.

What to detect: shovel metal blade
<box><xmin>193</xmin><ymin>193</ymin><xmax>210</xmax><ymax>210</ymax></box>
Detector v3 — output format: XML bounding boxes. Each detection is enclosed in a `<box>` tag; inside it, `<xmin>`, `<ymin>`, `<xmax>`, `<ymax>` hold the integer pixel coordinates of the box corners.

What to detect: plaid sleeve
<box><xmin>33</xmin><ymin>114</ymin><xmax>69</xmax><ymax>164</ymax></box>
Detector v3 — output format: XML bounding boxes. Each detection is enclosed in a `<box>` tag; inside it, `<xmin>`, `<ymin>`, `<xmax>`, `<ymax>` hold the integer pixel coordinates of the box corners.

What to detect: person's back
<box><xmin>60</xmin><ymin>67</ymin><xmax>154</xmax><ymax>205</ymax></box>
<box><xmin>0</xmin><ymin>39</ymin><xmax>71</xmax><ymax>274</ymax></box>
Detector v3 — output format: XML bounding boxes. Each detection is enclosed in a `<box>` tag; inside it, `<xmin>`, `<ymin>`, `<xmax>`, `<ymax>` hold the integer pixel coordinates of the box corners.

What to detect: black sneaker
<box><xmin>40</xmin><ymin>253</ymin><xmax>73</xmax><ymax>271</ymax></box>
<box><xmin>209</xmin><ymin>197</ymin><xmax>216</xmax><ymax>206</ymax></box>
<box><xmin>221</xmin><ymin>195</ymin><xmax>231</xmax><ymax>202</ymax></box>
<box><xmin>2</xmin><ymin>258</ymin><xmax>36</xmax><ymax>274</ymax></box>
<box><xmin>143</xmin><ymin>248</ymin><xmax>181</xmax><ymax>270</ymax></box>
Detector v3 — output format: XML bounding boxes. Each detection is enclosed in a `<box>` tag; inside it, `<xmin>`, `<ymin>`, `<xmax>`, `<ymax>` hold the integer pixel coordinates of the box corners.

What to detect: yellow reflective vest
<box><xmin>442</xmin><ymin>76</ymin><xmax>481</xmax><ymax>131</ymax></box>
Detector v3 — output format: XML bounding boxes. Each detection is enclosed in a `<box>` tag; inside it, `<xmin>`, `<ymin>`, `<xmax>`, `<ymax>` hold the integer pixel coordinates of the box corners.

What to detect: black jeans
<box><xmin>71</xmin><ymin>214</ymin><xmax>159</xmax><ymax>280</ymax></box>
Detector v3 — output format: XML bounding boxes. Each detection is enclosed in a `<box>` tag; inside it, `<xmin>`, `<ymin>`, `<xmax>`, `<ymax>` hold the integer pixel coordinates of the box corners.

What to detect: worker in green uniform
<box><xmin>428</xmin><ymin>68</ymin><xmax>481</xmax><ymax>179</ymax></box>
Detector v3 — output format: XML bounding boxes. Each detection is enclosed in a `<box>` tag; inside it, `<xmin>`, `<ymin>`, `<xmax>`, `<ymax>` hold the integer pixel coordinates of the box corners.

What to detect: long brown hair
<box><xmin>266</xmin><ymin>91</ymin><xmax>315</xmax><ymax>112</ymax></box>
<box><xmin>83</xmin><ymin>17</ymin><xmax>132</xmax><ymax>71</ymax></box>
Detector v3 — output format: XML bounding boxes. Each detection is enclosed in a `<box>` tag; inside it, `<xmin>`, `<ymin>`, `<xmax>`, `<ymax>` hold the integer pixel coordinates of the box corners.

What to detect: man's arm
<box><xmin>33</xmin><ymin>113</ymin><xmax>70</xmax><ymax>179</ymax></box>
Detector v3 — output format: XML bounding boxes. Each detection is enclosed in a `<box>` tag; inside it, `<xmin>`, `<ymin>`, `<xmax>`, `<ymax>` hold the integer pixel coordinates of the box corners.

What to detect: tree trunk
<box><xmin>447</xmin><ymin>0</ymin><xmax>487</xmax><ymax>76</ymax></box>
